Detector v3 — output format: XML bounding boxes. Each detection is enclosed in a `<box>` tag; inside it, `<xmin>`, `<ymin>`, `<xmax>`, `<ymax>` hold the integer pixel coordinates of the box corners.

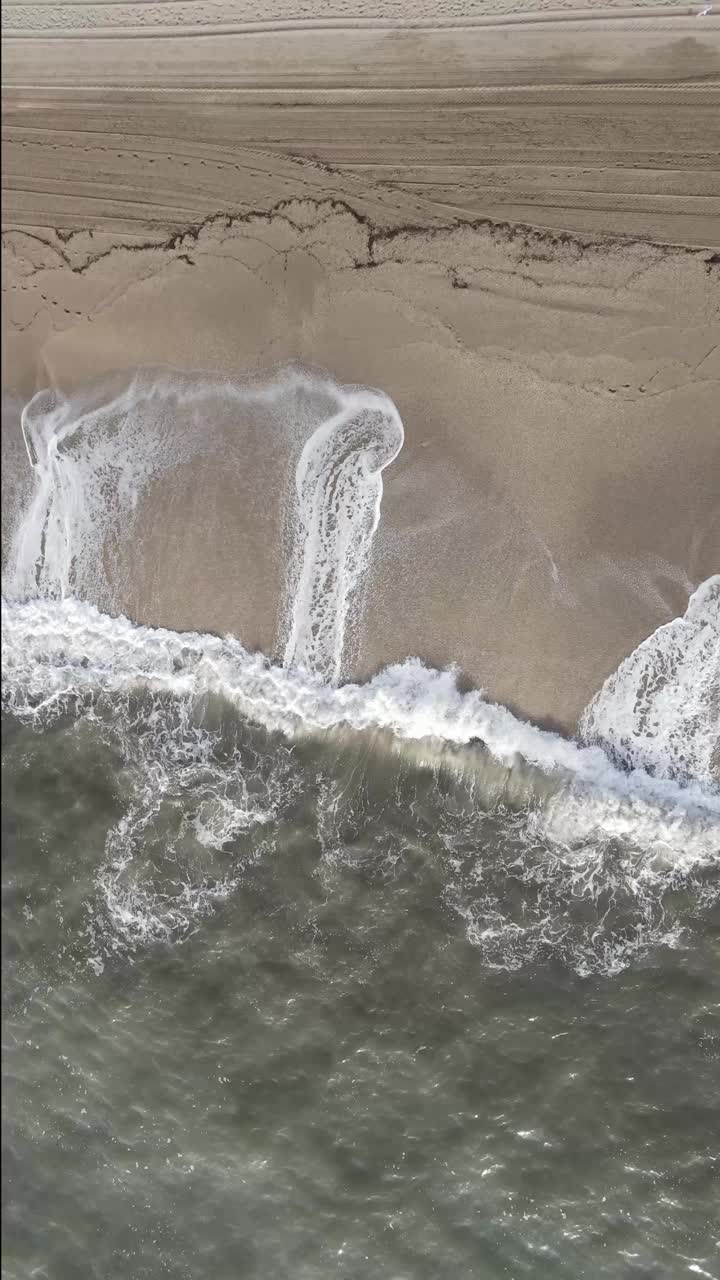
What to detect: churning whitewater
<box><xmin>2</xmin><ymin>367</ymin><xmax>719</xmax><ymax>975</ymax></box>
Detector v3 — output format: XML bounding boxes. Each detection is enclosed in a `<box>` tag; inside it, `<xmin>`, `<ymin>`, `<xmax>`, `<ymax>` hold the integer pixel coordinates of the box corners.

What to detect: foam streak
<box><xmin>280</xmin><ymin>389</ymin><xmax>403</xmax><ymax>682</ymax></box>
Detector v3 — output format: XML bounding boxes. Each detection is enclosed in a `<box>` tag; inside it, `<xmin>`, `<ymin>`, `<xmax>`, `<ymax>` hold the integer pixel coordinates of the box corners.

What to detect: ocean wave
<box><xmin>2</xmin><ymin>366</ymin><xmax>718</xmax><ymax>977</ymax></box>
<box><xmin>3</xmin><ymin>596</ymin><xmax>718</xmax><ymax>978</ymax></box>
<box><xmin>3</xmin><ymin>596</ymin><xmax>718</xmax><ymax>860</ymax></box>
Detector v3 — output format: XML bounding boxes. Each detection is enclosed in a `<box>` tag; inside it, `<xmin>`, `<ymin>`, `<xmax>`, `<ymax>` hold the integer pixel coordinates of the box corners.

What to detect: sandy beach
<box><xmin>2</xmin><ymin>0</ymin><xmax>719</xmax><ymax>731</ymax></box>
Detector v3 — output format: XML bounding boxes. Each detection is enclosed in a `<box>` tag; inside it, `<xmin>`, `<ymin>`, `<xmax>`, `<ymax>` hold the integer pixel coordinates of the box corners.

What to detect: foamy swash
<box><xmin>2</xmin><ymin>369</ymin><xmax>719</xmax><ymax>868</ymax></box>
<box><xmin>280</xmin><ymin>385</ymin><xmax>403</xmax><ymax>683</ymax></box>
<box><xmin>8</xmin><ymin>368</ymin><xmax>403</xmax><ymax>684</ymax></box>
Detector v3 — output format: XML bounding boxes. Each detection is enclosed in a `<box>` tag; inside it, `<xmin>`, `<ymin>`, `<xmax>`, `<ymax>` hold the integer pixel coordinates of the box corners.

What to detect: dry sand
<box><xmin>2</xmin><ymin>1</ymin><xmax>720</xmax><ymax>731</ymax></box>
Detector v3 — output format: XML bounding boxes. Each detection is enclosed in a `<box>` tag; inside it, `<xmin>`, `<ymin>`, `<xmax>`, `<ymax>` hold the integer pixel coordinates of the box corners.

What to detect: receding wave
<box><xmin>580</xmin><ymin>576</ymin><xmax>720</xmax><ymax>788</ymax></box>
<box><xmin>280</xmin><ymin>387</ymin><xmax>403</xmax><ymax>683</ymax></box>
<box><xmin>1</xmin><ymin>366</ymin><xmax>718</xmax><ymax>976</ymax></box>
<box><xmin>3</xmin><ymin>595</ymin><xmax>718</xmax><ymax>978</ymax></box>
<box><xmin>5</xmin><ymin>367</ymin><xmax>402</xmax><ymax>681</ymax></box>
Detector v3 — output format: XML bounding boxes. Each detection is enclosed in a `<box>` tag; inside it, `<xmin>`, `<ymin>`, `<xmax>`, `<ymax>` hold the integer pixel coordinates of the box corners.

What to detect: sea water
<box><xmin>2</xmin><ymin>369</ymin><xmax>719</xmax><ymax>1279</ymax></box>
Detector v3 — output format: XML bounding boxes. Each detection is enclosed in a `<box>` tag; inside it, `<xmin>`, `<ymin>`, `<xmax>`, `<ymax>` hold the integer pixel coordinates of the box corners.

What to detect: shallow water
<box><xmin>3</xmin><ymin>702</ymin><xmax>719</xmax><ymax>1280</ymax></box>
<box><xmin>2</xmin><ymin>366</ymin><xmax>719</xmax><ymax>1278</ymax></box>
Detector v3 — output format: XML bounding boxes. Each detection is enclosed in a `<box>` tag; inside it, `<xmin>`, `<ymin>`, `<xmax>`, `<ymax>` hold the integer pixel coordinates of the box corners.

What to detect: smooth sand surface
<box><xmin>3</xmin><ymin>2</ymin><xmax>720</xmax><ymax>730</ymax></box>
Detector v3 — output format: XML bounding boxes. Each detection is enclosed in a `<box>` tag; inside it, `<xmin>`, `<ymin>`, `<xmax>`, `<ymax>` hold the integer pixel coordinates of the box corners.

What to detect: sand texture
<box><xmin>2</xmin><ymin>1</ymin><xmax>720</xmax><ymax>731</ymax></box>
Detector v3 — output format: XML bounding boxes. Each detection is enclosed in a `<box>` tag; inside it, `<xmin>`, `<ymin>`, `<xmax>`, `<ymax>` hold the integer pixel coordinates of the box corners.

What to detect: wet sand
<box><xmin>2</xmin><ymin>1</ymin><xmax>720</xmax><ymax>731</ymax></box>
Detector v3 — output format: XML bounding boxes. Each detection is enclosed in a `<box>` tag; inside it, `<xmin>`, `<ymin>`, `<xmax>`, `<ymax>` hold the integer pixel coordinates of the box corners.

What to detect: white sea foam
<box><xmin>3</xmin><ymin>597</ymin><xmax>719</xmax><ymax>866</ymax></box>
<box><xmin>2</xmin><ymin>367</ymin><xmax>718</xmax><ymax>973</ymax></box>
<box><xmin>6</xmin><ymin>367</ymin><xmax>402</xmax><ymax>682</ymax></box>
<box><xmin>580</xmin><ymin>576</ymin><xmax>720</xmax><ymax>787</ymax></box>
<box><xmin>9</xmin><ymin>375</ymin><xmax>214</xmax><ymax>605</ymax></box>
<box><xmin>76</xmin><ymin>680</ymin><xmax>297</xmax><ymax>966</ymax></box>
<box><xmin>280</xmin><ymin>388</ymin><xmax>403</xmax><ymax>683</ymax></box>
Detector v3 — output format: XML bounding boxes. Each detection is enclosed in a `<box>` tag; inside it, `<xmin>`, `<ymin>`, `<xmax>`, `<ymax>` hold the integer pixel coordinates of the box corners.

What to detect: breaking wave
<box><xmin>3</xmin><ymin>593</ymin><xmax>718</xmax><ymax>979</ymax></box>
<box><xmin>1</xmin><ymin>366</ymin><xmax>718</xmax><ymax>976</ymax></box>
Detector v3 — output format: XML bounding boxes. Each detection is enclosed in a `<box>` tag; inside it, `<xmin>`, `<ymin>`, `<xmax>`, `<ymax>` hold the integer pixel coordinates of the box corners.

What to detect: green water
<box><xmin>2</xmin><ymin>708</ymin><xmax>719</xmax><ymax>1280</ymax></box>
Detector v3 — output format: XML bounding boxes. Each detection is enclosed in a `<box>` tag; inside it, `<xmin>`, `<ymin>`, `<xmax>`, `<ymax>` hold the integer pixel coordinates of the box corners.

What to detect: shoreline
<box><xmin>3</xmin><ymin>0</ymin><xmax>719</xmax><ymax>734</ymax></box>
